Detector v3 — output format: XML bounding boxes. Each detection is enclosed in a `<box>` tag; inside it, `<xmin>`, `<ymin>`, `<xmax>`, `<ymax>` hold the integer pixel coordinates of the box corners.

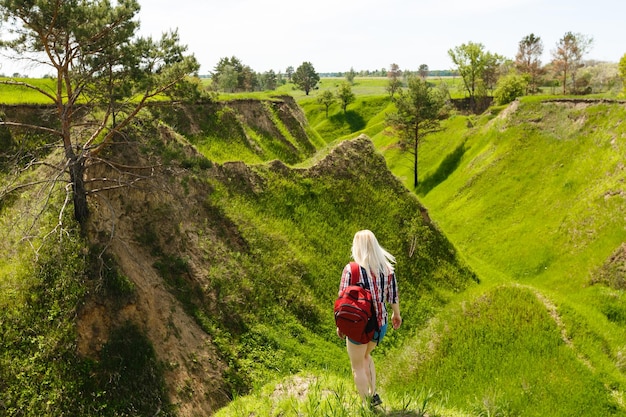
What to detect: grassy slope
<box><xmin>0</xmin><ymin>90</ymin><xmax>475</xmax><ymax>416</ymax></box>
<box><xmin>416</xmin><ymin>100</ymin><xmax>626</xmax><ymax>286</ymax></box>
<box><xmin>174</xmin><ymin>82</ymin><xmax>626</xmax><ymax>416</ymax></box>
<box><xmin>378</xmin><ymin>97</ymin><xmax>626</xmax><ymax>416</ymax></box>
<box><xmin>282</xmin><ymin>80</ymin><xmax>626</xmax><ymax>415</ymax></box>
<box><xmin>208</xmin><ymin>81</ymin><xmax>626</xmax><ymax>416</ymax></box>
<box><xmin>0</xmin><ymin>77</ymin><xmax>57</xmax><ymax>104</ymax></box>
<box><xmin>387</xmin><ymin>285</ymin><xmax>621</xmax><ymax>417</ymax></box>
<box><xmin>3</xmin><ymin>77</ymin><xmax>626</xmax><ymax>416</ymax></box>
<box><xmin>198</xmin><ymin>133</ymin><xmax>476</xmax><ymax>372</ymax></box>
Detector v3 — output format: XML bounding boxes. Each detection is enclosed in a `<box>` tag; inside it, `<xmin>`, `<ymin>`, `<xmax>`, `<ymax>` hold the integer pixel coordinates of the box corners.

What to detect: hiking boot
<box><xmin>370</xmin><ymin>393</ymin><xmax>383</xmax><ymax>407</ymax></box>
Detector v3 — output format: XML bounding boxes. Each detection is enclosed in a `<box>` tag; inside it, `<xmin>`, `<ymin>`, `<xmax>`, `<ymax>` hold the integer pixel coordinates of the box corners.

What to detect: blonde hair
<box><xmin>351</xmin><ymin>230</ymin><xmax>395</xmax><ymax>275</ymax></box>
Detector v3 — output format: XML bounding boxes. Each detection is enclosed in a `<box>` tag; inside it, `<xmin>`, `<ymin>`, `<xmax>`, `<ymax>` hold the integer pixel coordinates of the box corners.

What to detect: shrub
<box><xmin>494</xmin><ymin>73</ymin><xmax>527</xmax><ymax>105</ymax></box>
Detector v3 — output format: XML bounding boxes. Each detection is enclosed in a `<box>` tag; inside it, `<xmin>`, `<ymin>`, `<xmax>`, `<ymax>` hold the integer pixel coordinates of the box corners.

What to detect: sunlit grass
<box><xmin>0</xmin><ymin>77</ymin><xmax>57</xmax><ymax>104</ymax></box>
<box><xmin>384</xmin><ymin>285</ymin><xmax>624</xmax><ymax>416</ymax></box>
<box><xmin>296</xmin><ymin>92</ymin><xmax>626</xmax><ymax>416</ymax></box>
<box><xmin>417</xmin><ymin>99</ymin><xmax>626</xmax><ymax>290</ymax></box>
<box><xmin>215</xmin><ymin>371</ymin><xmax>473</xmax><ymax>417</ymax></box>
<box><xmin>0</xmin><ymin>75</ymin><xmax>467</xmax><ymax>106</ymax></box>
<box><xmin>4</xmin><ymin>74</ymin><xmax>626</xmax><ymax>416</ymax></box>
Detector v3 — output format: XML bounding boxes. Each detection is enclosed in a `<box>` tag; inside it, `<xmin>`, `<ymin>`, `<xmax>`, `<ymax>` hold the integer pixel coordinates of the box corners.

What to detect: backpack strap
<box><xmin>349</xmin><ymin>262</ymin><xmax>361</xmax><ymax>286</ymax></box>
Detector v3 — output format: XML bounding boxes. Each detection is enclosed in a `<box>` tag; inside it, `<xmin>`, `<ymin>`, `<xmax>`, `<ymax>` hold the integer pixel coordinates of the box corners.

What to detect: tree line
<box><xmin>210</xmin><ymin>31</ymin><xmax>624</xmax><ymax>109</ymax></box>
<box><xmin>446</xmin><ymin>32</ymin><xmax>605</xmax><ymax>109</ymax></box>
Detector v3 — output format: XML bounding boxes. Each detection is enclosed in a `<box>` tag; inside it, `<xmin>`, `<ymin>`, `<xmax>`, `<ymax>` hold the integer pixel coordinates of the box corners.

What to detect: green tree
<box><xmin>448</xmin><ymin>42</ymin><xmax>505</xmax><ymax>112</ymax></box>
<box><xmin>494</xmin><ymin>73</ymin><xmax>527</xmax><ymax>105</ymax></box>
<box><xmin>482</xmin><ymin>52</ymin><xmax>506</xmax><ymax>93</ymax></box>
<box><xmin>619</xmin><ymin>54</ymin><xmax>626</xmax><ymax>93</ymax></box>
<box><xmin>0</xmin><ymin>0</ymin><xmax>199</xmax><ymax>227</ymax></box>
<box><xmin>292</xmin><ymin>61</ymin><xmax>319</xmax><ymax>95</ymax></box>
<box><xmin>317</xmin><ymin>89</ymin><xmax>336</xmax><ymax>118</ymax></box>
<box><xmin>240</xmin><ymin>64</ymin><xmax>257</xmax><ymax>92</ymax></box>
<box><xmin>218</xmin><ymin>64</ymin><xmax>239</xmax><ymax>92</ymax></box>
<box><xmin>337</xmin><ymin>82</ymin><xmax>355</xmax><ymax>113</ymax></box>
<box><xmin>285</xmin><ymin>66</ymin><xmax>294</xmax><ymax>82</ymax></box>
<box><xmin>448</xmin><ymin>42</ymin><xmax>485</xmax><ymax>112</ymax></box>
<box><xmin>346</xmin><ymin>67</ymin><xmax>356</xmax><ymax>84</ymax></box>
<box><xmin>212</xmin><ymin>56</ymin><xmax>257</xmax><ymax>92</ymax></box>
<box><xmin>259</xmin><ymin>70</ymin><xmax>278</xmax><ymax>91</ymax></box>
<box><xmin>213</xmin><ymin>56</ymin><xmax>243</xmax><ymax>91</ymax></box>
<box><xmin>385</xmin><ymin>76</ymin><xmax>446</xmax><ymax>188</ymax></box>
<box><xmin>551</xmin><ymin>32</ymin><xmax>593</xmax><ymax>94</ymax></box>
<box><xmin>515</xmin><ymin>33</ymin><xmax>545</xmax><ymax>94</ymax></box>
<box><xmin>418</xmin><ymin>64</ymin><xmax>429</xmax><ymax>79</ymax></box>
<box><xmin>386</xmin><ymin>63</ymin><xmax>402</xmax><ymax>98</ymax></box>
<box><xmin>448</xmin><ymin>42</ymin><xmax>504</xmax><ymax>111</ymax></box>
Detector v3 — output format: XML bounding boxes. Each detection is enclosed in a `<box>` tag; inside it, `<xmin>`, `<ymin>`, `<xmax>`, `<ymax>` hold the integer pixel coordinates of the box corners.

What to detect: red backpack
<box><xmin>334</xmin><ymin>262</ymin><xmax>378</xmax><ymax>344</ymax></box>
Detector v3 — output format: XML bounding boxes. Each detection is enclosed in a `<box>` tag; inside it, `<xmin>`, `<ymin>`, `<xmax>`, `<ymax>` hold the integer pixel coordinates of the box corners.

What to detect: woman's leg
<box><xmin>366</xmin><ymin>324</ymin><xmax>387</xmax><ymax>398</ymax></box>
<box><xmin>346</xmin><ymin>341</ymin><xmax>369</xmax><ymax>400</ymax></box>
<box><xmin>346</xmin><ymin>340</ymin><xmax>379</xmax><ymax>401</ymax></box>
<box><xmin>365</xmin><ymin>341</ymin><xmax>377</xmax><ymax>396</ymax></box>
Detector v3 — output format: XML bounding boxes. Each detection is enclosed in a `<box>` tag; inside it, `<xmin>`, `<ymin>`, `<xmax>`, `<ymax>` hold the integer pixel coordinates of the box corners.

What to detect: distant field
<box><xmin>0</xmin><ymin>77</ymin><xmax>57</xmax><ymax>104</ymax></box>
<box><xmin>2</xmin><ymin>75</ymin><xmax>618</xmax><ymax>106</ymax></box>
<box><xmin>203</xmin><ymin>75</ymin><xmax>468</xmax><ymax>101</ymax></box>
<box><xmin>0</xmin><ymin>75</ymin><xmax>469</xmax><ymax>104</ymax></box>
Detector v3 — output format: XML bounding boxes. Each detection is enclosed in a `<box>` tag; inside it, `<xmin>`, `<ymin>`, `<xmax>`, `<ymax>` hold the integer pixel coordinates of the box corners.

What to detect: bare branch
<box><xmin>84</xmin><ymin>155</ymin><xmax>160</xmax><ymax>195</ymax></box>
<box><xmin>2</xmin><ymin>176</ymin><xmax>69</xmax><ymax>196</ymax></box>
<box><xmin>13</xmin><ymin>158</ymin><xmax>71</xmax><ymax>249</ymax></box>
<box><xmin>0</xmin><ymin>120</ymin><xmax>62</xmax><ymax>137</ymax></box>
<box><xmin>38</xmin><ymin>183</ymin><xmax>73</xmax><ymax>249</ymax></box>
<box><xmin>89</xmin><ymin>156</ymin><xmax>162</xmax><ymax>171</ymax></box>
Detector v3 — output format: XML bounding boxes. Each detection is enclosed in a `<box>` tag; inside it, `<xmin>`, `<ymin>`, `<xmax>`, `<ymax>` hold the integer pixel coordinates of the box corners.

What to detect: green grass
<box><xmin>0</xmin><ymin>77</ymin><xmax>57</xmax><ymax>104</ymax></box>
<box><xmin>102</xmin><ymin>123</ymin><xmax>474</xmax><ymax>407</ymax></box>
<box><xmin>185</xmin><ymin>90</ymin><xmax>626</xmax><ymax>416</ymax></box>
<box><xmin>292</xmin><ymin>92</ymin><xmax>626</xmax><ymax>415</ymax></box>
<box><xmin>216</xmin><ymin>275</ymin><xmax>626</xmax><ymax>416</ymax></box>
<box><xmin>384</xmin><ymin>285</ymin><xmax>624</xmax><ymax>416</ymax></box>
<box><xmin>214</xmin><ymin>371</ymin><xmax>473</xmax><ymax>417</ymax></box>
<box><xmin>416</xmin><ymin>99</ymin><xmax>626</xmax><ymax>290</ymax></box>
<box><xmin>3</xmin><ymin>77</ymin><xmax>626</xmax><ymax>416</ymax></box>
<box><xmin>149</xmin><ymin>97</ymin><xmax>322</xmax><ymax>165</ymax></box>
<box><xmin>298</xmin><ymin>93</ymin><xmax>393</xmax><ymax>143</ymax></box>
<box><xmin>378</xmin><ymin>97</ymin><xmax>626</xmax><ymax>415</ymax></box>
<box><xmin>204</xmin><ymin>137</ymin><xmax>476</xmax><ymax>333</ymax></box>
<box><xmin>211</xmin><ymin>76</ymin><xmax>468</xmax><ymax>103</ymax></box>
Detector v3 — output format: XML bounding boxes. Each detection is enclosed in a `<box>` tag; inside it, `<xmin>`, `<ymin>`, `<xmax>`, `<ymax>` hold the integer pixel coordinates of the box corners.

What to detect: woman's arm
<box><xmin>390</xmin><ymin>303</ymin><xmax>402</xmax><ymax>330</ymax></box>
<box><xmin>338</xmin><ymin>264</ymin><xmax>351</xmax><ymax>295</ymax></box>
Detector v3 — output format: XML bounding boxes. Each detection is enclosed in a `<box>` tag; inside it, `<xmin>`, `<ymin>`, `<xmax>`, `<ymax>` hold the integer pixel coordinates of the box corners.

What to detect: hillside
<box><xmin>203</xmin><ymin>95</ymin><xmax>626</xmax><ymax>416</ymax></box>
<box><xmin>0</xmin><ymin>98</ymin><xmax>476</xmax><ymax>416</ymax></box>
<box><xmin>386</xmin><ymin>97</ymin><xmax>626</xmax><ymax>415</ymax></box>
<box><xmin>3</xmin><ymin>92</ymin><xmax>626</xmax><ymax>416</ymax></box>
<box><xmin>148</xmin><ymin>96</ymin><xmax>326</xmax><ymax>164</ymax></box>
<box><xmin>412</xmin><ymin>99</ymin><xmax>626</xmax><ymax>288</ymax></box>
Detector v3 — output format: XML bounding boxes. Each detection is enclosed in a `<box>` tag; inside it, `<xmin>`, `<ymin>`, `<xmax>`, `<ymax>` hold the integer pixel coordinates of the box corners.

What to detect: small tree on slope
<box><xmin>385</xmin><ymin>76</ymin><xmax>446</xmax><ymax>189</ymax></box>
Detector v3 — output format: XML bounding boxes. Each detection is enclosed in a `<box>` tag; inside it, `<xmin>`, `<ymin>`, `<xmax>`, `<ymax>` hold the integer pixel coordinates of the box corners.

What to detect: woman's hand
<box><xmin>391</xmin><ymin>312</ymin><xmax>402</xmax><ymax>330</ymax></box>
<box><xmin>336</xmin><ymin>327</ymin><xmax>345</xmax><ymax>339</ymax></box>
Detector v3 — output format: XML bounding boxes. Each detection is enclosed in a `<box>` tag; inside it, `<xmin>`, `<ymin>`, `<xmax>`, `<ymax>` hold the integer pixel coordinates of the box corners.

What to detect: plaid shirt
<box><xmin>339</xmin><ymin>263</ymin><xmax>399</xmax><ymax>329</ymax></box>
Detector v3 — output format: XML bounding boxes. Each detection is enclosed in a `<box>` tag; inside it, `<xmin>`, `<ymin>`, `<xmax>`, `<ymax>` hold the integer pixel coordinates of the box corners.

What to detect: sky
<box><xmin>1</xmin><ymin>0</ymin><xmax>624</xmax><ymax>77</ymax></box>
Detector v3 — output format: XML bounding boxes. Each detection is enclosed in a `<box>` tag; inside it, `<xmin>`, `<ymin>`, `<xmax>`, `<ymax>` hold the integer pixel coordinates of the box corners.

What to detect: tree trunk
<box><xmin>68</xmin><ymin>153</ymin><xmax>89</xmax><ymax>227</ymax></box>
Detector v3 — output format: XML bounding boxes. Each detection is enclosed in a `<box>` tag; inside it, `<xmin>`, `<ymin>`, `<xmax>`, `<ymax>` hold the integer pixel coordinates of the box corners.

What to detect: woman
<box><xmin>336</xmin><ymin>230</ymin><xmax>402</xmax><ymax>407</ymax></box>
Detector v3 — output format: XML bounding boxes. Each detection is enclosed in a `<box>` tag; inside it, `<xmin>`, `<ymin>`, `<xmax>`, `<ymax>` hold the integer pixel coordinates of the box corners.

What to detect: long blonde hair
<box><xmin>351</xmin><ymin>230</ymin><xmax>395</xmax><ymax>275</ymax></box>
